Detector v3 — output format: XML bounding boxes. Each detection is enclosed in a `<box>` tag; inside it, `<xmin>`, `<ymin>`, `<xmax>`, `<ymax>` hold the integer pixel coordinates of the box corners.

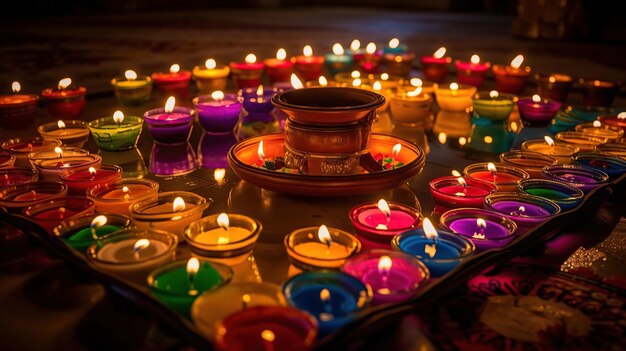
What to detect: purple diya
<box><xmin>342</xmin><ymin>249</ymin><xmax>430</xmax><ymax>305</ymax></box>
<box><xmin>144</xmin><ymin>97</ymin><xmax>194</xmax><ymax>144</ymax></box>
<box><xmin>439</xmin><ymin>208</ymin><xmax>517</xmax><ymax>252</ymax></box>
<box><xmin>517</xmin><ymin>95</ymin><xmax>562</xmax><ymax>127</ymax></box>
<box><xmin>193</xmin><ymin>92</ymin><xmax>242</xmax><ymax>134</ymax></box>
<box><xmin>542</xmin><ymin>164</ymin><xmax>609</xmax><ymax>193</ymax></box>
<box><xmin>484</xmin><ymin>193</ymin><xmax>560</xmax><ymax>233</ymax></box>
<box><xmin>240</xmin><ymin>86</ymin><xmax>277</xmax><ymax>114</ymax></box>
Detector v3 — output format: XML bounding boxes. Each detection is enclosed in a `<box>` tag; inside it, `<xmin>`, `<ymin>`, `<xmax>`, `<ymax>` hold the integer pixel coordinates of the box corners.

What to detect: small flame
<box><xmin>90</xmin><ymin>215</ymin><xmax>107</xmax><ymax>228</ymax></box>
<box><xmin>450</xmin><ymin>82</ymin><xmax>459</xmax><ymax>91</ymax></box>
<box><xmin>318</xmin><ymin>225</ymin><xmax>332</xmax><ymax>247</ymax></box>
<box><xmin>618</xmin><ymin>112</ymin><xmax>626</xmax><ymax>120</ymax></box>
<box><xmin>378</xmin><ymin>255</ymin><xmax>393</xmax><ymax>274</ymax></box>
<box><xmin>11</xmin><ymin>81</ymin><xmax>20</xmax><ymax>93</ymax></box>
<box><xmin>205</xmin><ymin>58</ymin><xmax>217</xmax><ymax>69</ymax></box>
<box><xmin>484</xmin><ymin>136</ymin><xmax>493</xmax><ymax>144</ymax></box>
<box><xmin>214</xmin><ymin>168</ymin><xmax>226</xmax><ymax>183</ymax></box>
<box><xmin>244</xmin><ymin>54</ymin><xmax>257</xmax><ymax>64</ymax></box>
<box><xmin>54</xmin><ymin>147</ymin><xmax>63</xmax><ymax>157</ymax></box>
<box><xmin>392</xmin><ymin>143</ymin><xmax>402</xmax><ymax>158</ymax></box>
<box><xmin>125</xmin><ymin>70</ymin><xmax>137</xmax><ymax>81</ymax></box>
<box><xmin>169</xmin><ymin>64</ymin><xmax>180</xmax><ymax>73</ymax></box>
<box><xmin>257</xmin><ymin>140</ymin><xmax>265</xmax><ymax>160</ymax></box>
<box><xmin>544</xmin><ymin>136</ymin><xmax>555</xmax><ymax>146</ymax></box>
<box><xmin>438</xmin><ymin>132</ymin><xmax>447</xmax><ymax>144</ymax></box>
<box><xmin>350</xmin><ymin>39</ymin><xmax>361</xmax><ymax>51</ymax></box>
<box><xmin>433</xmin><ymin>47</ymin><xmax>446</xmax><ymax>59</ymax></box>
<box><xmin>58</xmin><ymin>78</ymin><xmax>72</xmax><ymax>89</ymax></box>
<box><xmin>172</xmin><ymin>197</ymin><xmax>186</xmax><ymax>212</ymax></box>
<box><xmin>332</xmin><ymin>43</ymin><xmax>344</xmax><ymax>55</ymax></box>
<box><xmin>261</xmin><ymin>330</ymin><xmax>275</xmax><ymax>343</ymax></box>
<box><xmin>593</xmin><ymin>120</ymin><xmax>601</xmax><ymax>128</ymax></box>
<box><xmin>388</xmin><ymin>38</ymin><xmax>400</xmax><ymax>49</ymax></box>
<box><xmin>290</xmin><ymin>74</ymin><xmax>303</xmax><ymax>89</ymax></box>
<box><xmin>276</xmin><ymin>48</ymin><xmax>286</xmax><ymax>61</ymax></box>
<box><xmin>470</xmin><ymin>54</ymin><xmax>480</xmax><ymax>64</ymax></box>
<box><xmin>487</xmin><ymin>162</ymin><xmax>497</xmax><ymax>174</ymax></box>
<box><xmin>366</xmin><ymin>42</ymin><xmax>377</xmax><ymax>54</ymax></box>
<box><xmin>352</xmin><ymin>78</ymin><xmax>362</xmax><ymax>87</ymax></box>
<box><xmin>407</xmin><ymin>87</ymin><xmax>422</xmax><ymax>97</ymax></box>
<box><xmin>423</xmin><ymin>218</ymin><xmax>438</xmax><ymax>240</ymax></box>
<box><xmin>122</xmin><ymin>186</ymin><xmax>130</xmax><ymax>198</ymax></box>
<box><xmin>489</xmin><ymin>90</ymin><xmax>499</xmax><ymax>98</ymax></box>
<box><xmin>518</xmin><ymin>206</ymin><xmax>526</xmax><ymax>213</ymax></box>
<box><xmin>186</xmin><ymin>257</ymin><xmax>200</xmax><ymax>276</ymax></box>
<box><xmin>451</xmin><ymin>170</ymin><xmax>462</xmax><ymax>177</ymax></box>
<box><xmin>133</xmin><ymin>239</ymin><xmax>150</xmax><ymax>252</ymax></box>
<box><xmin>381</xmin><ymin>73</ymin><xmax>389</xmax><ymax>81</ymax></box>
<box><xmin>377</xmin><ymin>199</ymin><xmax>391</xmax><ymax>218</ymax></box>
<box><xmin>351</xmin><ymin>70</ymin><xmax>361</xmax><ymax>79</ymax></box>
<box><xmin>242</xmin><ymin>294</ymin><xmax>251</xmax><ymax>307</ymax></box>
<box><xmin>320</xmin><ymin>288</ymin><xmax>330</xmax><ymax>302</ymax></box>
<box><xmin>256</xmin><ymin>85</ymin><xmax>264</xmax><ymax>97</ymax></box>
<box><xmin>373</xmin><ymin>81</ymin><xmax>382</xmax><ymax>91</ymax></box>
<box><xmin>459</xmin><ymin>137</ymin><xmax>467</xmax><ymax>145</ymax></box>
<box><xmin>164</xmin><ymin>96</ymin><xmax>175</xmax><ymax>113</ymax></box>
<box><xmin>303</xmin><ymin>45</ymin><xmax>313</xmax><ymax>57</ymax></box>
<box><xmin>410</xmin><ymin>78</ymin><xmax>423</xmax><ymax>87</ymax></box>
<box><xmin>318</xmin><ymin>76</ymin><xmax>328</xmax><ymax>86</ymax></box>
<box><xmin>217</xmin><ymin>213</ymin><xmax>229</xmax><ymax>231</ymax></box>
<box><xmin>113</xmin><ymin>110</ymin><xmax>124</xmax><ymax>124</ymax></box>
<box><xmin>211</xmin><ymin>90</ymin><xmax>224</xmax><ymax>101</ymax></box>
<box><xmin>549</xmin><ymin>76</ymin><xmax>556</xmax><ymax>83</ymax></box>
<box><xmin>477</xmin><ymin>218</ymin><xmax>487</xmax><ymax>229</ymax></box>
<box><xmin>57</xmin><ymin>120</ymin><xmax>66</xmax><ymax>129</ymax></box>
<box><xmin>88</xmin><ymin>167</ymin><xmax>97</xmax><ymax>176</ymax></box>
<box><xmin>457</xmin><ymin>177</ymin><xmax>467</xmax><ymax>187</ymax></box>
<box><xmin>510</xmin><ymin>55</ymin><xmax>524</xmax><ymax>69</ymax></box>
<box><xmin>510</xmin><ymin>122</ymin><xmax>519</xmax><ymax>132</ymax></box>
<box><xmin>532</xmin><ymin>94</ymin><xmax>541</xmax><ymax>103</ymax></box>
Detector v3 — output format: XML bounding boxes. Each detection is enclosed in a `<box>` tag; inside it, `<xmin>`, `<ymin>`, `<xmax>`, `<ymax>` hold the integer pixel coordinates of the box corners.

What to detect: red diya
<box><xmin>230</xmin><ymin>53</ymin><xmax>265</xmax><ymax>89</ymax></box>
<box><xmin>598</xmin><ymin>113</ymin><xmax>626</xmax><ymax>133</ymax></box>
<box><xmin>41</xmin><ymin>78</ymin><xmax>86</xmax><ymax>119</ymax></box>
<box><xmin>293</xmin><ymin>45</ymin><xmax>325</xmax><ymax>81</ymax></box>
<box><xmin>463</xmin><ymin>162</ymin><xmax>529</xmax><ymax>192</ymax></box>
<box><xmin>22</xmin><ymin>196</ymin><xmax>95</xmax><ymax>233</ymax></box>
<box><xmin>59</xmin><ymin>165</ymin><xmax>123</xmax><ymax>196</ymax></box>
<box><xmin>151</xmin><ymin>64</ymin><xmax>191</xmax><ymax>97</ymax></box>
<box><xmin>420</xmin><ymin>47</ymin><xmax>451</xmax><ymax>83</ymax></box>
<box><xmin>492</xmin><ymin>55</ymin><xmax>531</xmax><ymax>95</ymax></box>
<box><xmin>353</xmin><ymin>42</ymin><xmax>382</xmax><ymax>74</ymax></box>
<box><xmin>454</xmin><ymin>54</ymin><xmax>490</xmax><ymax>88</ymax></box>
<box><xmin>264</xmin><ymin>48</ymin><xmax>294</xmax><ymax>84</ymax></box>
<box><xmin>0</xmin><ymin>168</ymin><xmax>38</xmax><ymax>187</ymax></box>
<box><xmin>1</xmin><ymin>137</ymin><xmax>62</xmax><ymax>168</ymax></box>
<box><xmin>0</xmin><ymin>81</ymin><xmax>39</xmax><ymax>130</ymax></box>
<box><xmin>349</xmin><ymin>199</ymin><xmax>422</xmax><ymax>244</ymax></box>
<box><xmin>429</xmin><ymin>175</ymin><xmax>497</xmax><ymax>213</ymax></box>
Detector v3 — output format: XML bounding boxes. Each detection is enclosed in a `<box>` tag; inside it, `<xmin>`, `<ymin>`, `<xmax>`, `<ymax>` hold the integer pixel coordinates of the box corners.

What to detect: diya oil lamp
<box><xmin>192</xmin><ymin>58</ymin><xmax>230</xmax><ymax>93</ymax></box>
<box><xmin>32</xmin><ymin>148</ymin><xmax>102</xmax><ymax>181</ymax></box>
<box><xmin>484</xmin><ymin>193</ymin><xmax>560</xmax><ymax>233</ymax></box>
<box><xmin>88</xmin><ymin>111</ymin><xmax>143</xmax><ymax>151</ymax></box>
<box><xmin>596</xmin><ymin>142</ymin><xmax>626</xmax><ymax>160</ymax></box>
<box><xmin>0</xmin><ymin>181</ymin><xmax>68</xmax><ymax>213</ymax></box>
<box><xmin>0</xmin><ymin>81</ymin><xmax>38</xmax><ymax>130</ymax></box>
<box><xmin>463</xmin><ymin>162</ymin><xmax>529</xmax><ymax>192</ymax></box>
<box><xmin>516</xmin><ymin>179</ymin><xmax>584</xmax><ymax>211</ymax></box>
<box><xmin>284</xmin><ymin>225</ymin><xmax>361</xmax><ymax>271</ymax></box>
<box><xmin>151</xmin><ymin>64</ymin><xmax>191</xmax><ymax>98</ymax></box>
<box><xmin>41</xmin><ymin>78</ymin><xmax>86</xmax><ymax>119</ymax></box>
<box><xmin>455</xmin><ymin>54</ymin><xmax>490</xmax><ymax>88</ymax></box>
<box><xmin>535</xmin><ymin>73</ymin><xmax>573</xmax><ymax>103</ymax></box>
<box><xmin>598</xmin><ymin>112</ymin><xmax>626</xmax><ymax>133</ymax></box>
<box><xmin>22</xmin><ymin>196</ymin><xmax>95</xmax><ymax>233</ymax></box>
<box><xmin>575</xmin><ymin>120</ymin><xmax>623</xmax><ymax>141</ymax></box>
<box><xmin>293</xmin><ymin>45</ymin><xmax>325</xmax><ymax>82</ymax></box>
<box><xmin>498</xmin><ymin>150</ymin><xmax>557</xmax><ymax>178</ymax></box>
<box><xmin>520</xmin><ymin>136</ymin><xmax>578</xmax><ymax>164</ymax></box>
<box><xmin>111</xmin><ymin>70</ymin><xmax>152</xmax><ymax>105</ymax></box>
<box><xmin>382</xmin><ymin>39</ymin><xmax>415</xmax><ymax>77</ymax></box>
<box><xmin>572</xmin><ymin>152</ymin><xmax>626</xmax><ymax>178</ymax></box>
<box><xmin>492</xmin><ymin>55</ymin><xmax>531</xmax><ymax>95</ymax></box>
<box><xmin>354</xmin><ymin>42</ymin><xmax>382</xmax><ymax>74</ymax></box>
<box><xmin>579</xmin><ymin>78</ymin><xmax>618</xmax><ymax>107</ymax></box>
<box><xmin>230</xmin><ymin>53</ymin><xmax>264</xmax><ymax>89</ymax></box>
<box><xmin>0</xmin><ymin>167</ymin><xmax>38</xmax><ymax>187</ymax></box>
<box><xmin>144</xmin><ymin>97</ymin><xmax>194</xmax><ymax>144</ymax></box>
<box><xmin>38</xmin><ymin>120</ymin><xmax>90</xmax><ymax>148</ymax></box>
<box><xmin>420</xmin><ymin>47</ymin><xmax>451</xmax><ymax>83</ymax></box>
<box><xmin>325</xmin><ymin>43</ymin><xmax>354</xmax><ymax>76</ymax></box>
<box><xmin>468</xmin><ymin>90</ymin><xmax>516</xmax><ymax>153</ymax></box>
<box><xmin>542</xmin><ymin>164</ymin><xmax>609</xmax><ymax>193</ymax></box>
<box><xmin>87</xmin><ymin>178</ymin><xmax>159</xmax><ymax>216</ymax></box>
<box><xmin>512</xmin><ymin>94</ymin><xmax>562</xmax><ymax>149</ymax></box>
<box><xmin>59</xmin><ymin>165</ymin><xmax>123</xmax><ymax>196</ymax></box>
<box><xmin>429</xmin><ymin>174</ymin><xmax>497</xmax><ymax>214</ymax></box>
<box><xmin>194</xmin><ymin>91</ymin><xmax>242</xmax><ymax>134</ymax></box>
<box><xmin>349</xmin><ymin>199</ymin><xmax>422</xmax><ymax>245</ymax></box>
<box><xmin>239</xmin><ymin>85</ymin><xmax>279</xmax><ymax>139</ymax></box>
<box><xmin>433</xmin><ymin>83</ymin><xmax>477</xmax><ymax>139</ymax></box>
<box><xmin>439</xmin><ymin>208</ymin><xmax>517</xmax><ymax>252</ymax></box>
<box><xmin>555</xmin><ymin>131</ymin><xmax>607</xmax><ymax>152</ymax></box>
<box><xmin>392</xmin><ymin>218</ymin><xmax>475</xmax><ymax>277</ymax></box>
<box><xmin>264</xmin><ymin>49</ymin><xmax>294</xmax><ymax>84</ymax></box>
<box><xmin>53</xmin><ymin>213</ymin><xmax>132</xmax><ymax>252</ymax></box>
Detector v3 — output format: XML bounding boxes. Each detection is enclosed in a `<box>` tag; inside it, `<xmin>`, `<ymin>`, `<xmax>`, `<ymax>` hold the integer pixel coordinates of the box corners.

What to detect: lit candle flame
<box><xmin>450</xmin><ymin>82</ymin><xmax>459</xmax><ymax>91</ymax></box>
<box><xmin>388</xmin><ymin>38</ymin><xmax>400</xmax><ymax>49</ymax></box>
<box><xmin>290</xmin><ymin>74</ymin><xmax>303</xmax><ymax>89</ymax></box>
<box><xmin>549</xmin><ymin>76</ymin><xmax>556</xmax><ymax>83</ymax></box>
<box><xmin>593</xmin><ymin>120</ymin><xmax>601</xmax><ymax>128</ymax></box>
<box><xmin>518</xmin><ymin>206</ymin><xmax>526</xmax><ymax>215</ymax></box>
<box><xmin>318</xmin><ymin>76</ymin><xmax>328</xmax><ymax>86</ymax></box>
<box><xmin>484</xmin><ymin>136</ymin><xmax>493</xmax><ymax>144</ymax></box>
<box><xmin>90</xmin><ymin>215</ymin><xmax>107</xmax><ymax>228</ymax></box>
<box><xmin>489</xmin><ymin>90</ymin><xmax>499</xmax><ymax>98</ymax></box>
<box><xmin>332</xmin><ymin>43</ymin><xmax>344</xmax><ymax>55</ymax></box>
<box><xmin>352</xmin><ymin>78</ymin><xmax>362</xmax><ymax>87</ymax></box>
<box><xmin>532</xmin><ymin>94</ymin><xmax>541</xmax><ymax>103</ymax></box>
<box><xmin>169</xmin><ymin>64</ymin><xmax>180</xmax><ymax>73</ymax></box>
<box><xmin>410</xmin><ymin>78</ymin><xmax>423</xmax><ymax>87</ymax></box>
<box><xmin>366</xmin><ymin>42</ymin><xmax>377</xmax><ymax>54</ymax></box>
<box><xmin>510</xmin><ymin>55</ymin><xmax>524</xmax><ymax>69</ymax></box>
<box><xmin>318</xmin><ymin>225</ymin><xmax>332</xmax><ymax>248</ymax></box>
<box><xmin>133</xmin><ymin>239</ymin><xmax>150</xmax><ymax>252</ymax></box>
<box><xmin>373</xmin><ymin>81</ymin><xmax>382</xmax><ymax>91</ymax></box>
<box><xmin>477</xmin><ymin>218</ymin><xmax>487</xmax><ymax>229</ymax></box>
<box><xmin>54</xmin><ymin>147</ymin><xmax>63</xmax><ymax>157</ymax></box>
<box><xmin>242</xmin><ymin>294</ymin><xmax>251</xmax><ymax>308</ymax></box>
<box><xmin>187</xmin><ymin>257</ymin><xmax>200</xmax><ymax>277</ymax></box>
<box><xmin>257</xmin><ymin>140</ymin><xmax>265</xmax><ymax>160</ymax></box>
<box><xmin>381</xmin><ymin>73</ymin><xmax>389</xmax><ymax>81</ymax></box>
<box><xmin>211</xmin><ymin>90</ymin><xmax>224</xmax><ymax>101</ymax></box>
<box><xmin>205</xmin><ymin>58</ymin><xmax>217</xmax><ymax>69</ymax></box>
<box><xmin>457</xmin><ymin>177</ymin><xmax>467</xmax><ymax>188</ymax></box>
<box><xmin>12</xmin><ymin>81</ymin><xmax>20</xmax><ymax>93</ymax></box>
<box><xmin>261</xmin><ymin>330</ymin><xmax>275</xmax><ymax>343</ymax></box>
<box><xmin>423</xmin><ymin>218</ymin><xmax>438</xmax><ymax>258</ymax></box>
<box><xmin>57</xmin><ymin>120</ymin><xmax>66</xmax><ymax>129</ymax></box>
<box><xmin>164</xmin><ymin>96</ymin><xmax>176</xmax><ymax>113</ymax></box>
<box><xmin>377</xmin><ymin>199</ymin><xmax>391</xmax><ymax>218</ymax></box>
<box><xmin>217</xmin><ymin>213</ymin><xmax>229</xmax><ymax>231</ymax></box>
<box><xmin>487</xmin><ymin>162</ymin><xmax>497</xmax><ymax>175</ymax></box>
<box><xmin>350</xmin><ymin>39</ymin><xmax>361</xmax><ymax>51</ymax></box>
<box><xmin>378</xmin><ymin>255</ymin><xmax>392</xmax><ymax>273</ymax></box>
<box><xmin>214</xmin><ymin>168</ymin><xmax>226</xmax><ymax>183</ymax></box>
<box><xmin>470</xmin><ymin>54</ymin><xmax>480</xmax><ymax>64</ymax></box>
<box><xmin>351</xmin><ymin>70</ymin><xmax>361</xmax><ymax>79</ymax></box>
<box><xmin>58</xmin><ymin>78</ymin><xmax>72</xmax><ymax>90</ymax></box>
<box><xmin>618</xmin><ymin>112</ymin><xmax>626</xmax><ymax>120</ymax></box>
<box><xmin>125</xmin><ymin>70</ymin><xmax>137</xmax><ymax>81</ymax></box>
<box><xmin>172</xmin><ymin>196</ymin><xmax>186</xmax><ymax>212</ymax></box>
<box><xmin>303</xmin><ymin>45</ymin><xmax>313</xmax><ymax>57</ymax></box>
<box><xmin>244</xmin><ymin>54</ymin><xmax>257</xmax><ymax>64</ymax></box>
<box><xmin>256</xmin><ymin>85</ymin><xmax>264</xmax><ymax>97</ymax></box>
<box><xmin>451</xmin><ymin>169</ymin><xmax>461</xmax><ymax>177</ymax></box>
<box><xmin>544</xmin><ymin>136</ymin><xmax>555</xmax><ymax>146</ymax></box>
<box><xmin>320</xmin><ymin>288</ymin><xmax>330</xmax><ymax>302</ymax></box>
<box><xmin>113</xmin><ymin>110</ymin><xmax>124</xmax><ymax>124</ymax></box>
<box><xmin>276</xmin><ymin>48</ymin><xmax>286</xmax><ymax>61</ymax></box>
<box><xmin>407</xmin><ymin>87</ymin><xmax>422</xmax><ymax>97</ymax></box>
<box><xmin>88</xmin><ymin>167</ymin><xmax>97</xmax><ymax>176</ymax></box>
<box><xmin>459</xmin><ymin>137</ymin><xmax>467</xmax><ymax>145</ymax></box>
<box><xmin>392</xmin><ymin>143</ymin><xmax>402</xmax><ymax>158</ymax></box>
<box><xmin>433</xmin><ymin>47</ymin><xmax>446</xmax><ymax>59</ymax></box>
<box><xmin>438</xmin><ymin>132</ymin><xmax>447</xmax><ymax>144</ymax></box>
<box><xmin>122</xmin><ymin>186</ymin><xmax>130</xmax><ymax>200</ymax></box>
